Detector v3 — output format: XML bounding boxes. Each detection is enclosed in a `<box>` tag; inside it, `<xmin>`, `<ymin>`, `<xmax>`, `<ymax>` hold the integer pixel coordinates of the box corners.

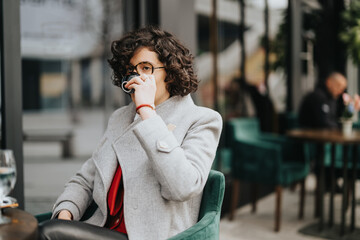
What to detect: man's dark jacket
<box><xmin>298</xmin><ymin>87</ymin><xmax>340</xmax><ymax>129</ymax></box>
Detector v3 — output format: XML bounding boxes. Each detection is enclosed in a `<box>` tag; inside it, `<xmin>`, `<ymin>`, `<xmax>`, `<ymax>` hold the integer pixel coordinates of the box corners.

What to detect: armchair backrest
<box><xmin>228</xmin><ymin>118</ymin><xmax>260</xmax><ymax>142</ymax></box>
<box><xmin>278</xmin><ymin>112</ymin><xmax>299</xmax><ymax>134</ymax></box>
<box><xmin>198</xmin><ymin>170</ymin><xmax>225</xmax><ymax>219</ymax></box>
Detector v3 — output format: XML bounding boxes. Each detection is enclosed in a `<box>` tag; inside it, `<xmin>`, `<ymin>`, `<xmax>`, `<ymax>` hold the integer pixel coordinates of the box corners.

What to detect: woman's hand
<box><xmin>58</xmin><ymin>210</ymin><xmax>73</xmax><ymax>220</ymax></box>
<box><xmin>125</xmin><ymin>74</ymin><xmax>156</xmax><ymax>106</ymax></box>
<box><xmin>125</xmin><ymin>74</ymin><xmax>157</xmax><ymax>120</ymax></box>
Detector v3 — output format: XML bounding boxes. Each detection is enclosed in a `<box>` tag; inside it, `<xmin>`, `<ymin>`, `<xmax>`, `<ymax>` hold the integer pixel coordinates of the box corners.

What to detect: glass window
<box><xmin>20</xmin><ymin>0</ymin><xmax>125</xmax><ymax>215</ymax></box>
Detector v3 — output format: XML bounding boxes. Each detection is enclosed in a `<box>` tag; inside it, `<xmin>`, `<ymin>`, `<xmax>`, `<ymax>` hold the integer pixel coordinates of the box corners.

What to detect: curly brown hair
<box><xmin>108</xmin><ymin>26</ymin><xmax>198</xmax><ymax>96</ymax></box>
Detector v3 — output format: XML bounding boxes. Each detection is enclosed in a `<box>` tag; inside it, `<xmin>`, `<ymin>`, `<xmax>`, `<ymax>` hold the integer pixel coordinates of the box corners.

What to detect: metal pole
<box><xmin>239</xmin><ymin>0</ymin><xmax>245</xmax><ymax>87</ymax></box>
<box><xmin>210</xmin><ymin>0</ymin><xmax>218</xmax><ymax>111</ymax></box>
<box><xmin>286</xmin><ymin>0</ymin><xmax>292</xmax><ymax>112</ymax></box>
<box><xmin>264</xmin><ymin>0</ymin><xmax>270</xmax><ymax>90</ymax></box>
<box><xmin>0</xmin><ymin>0</ymin><xmax>24</xmax><ymax>209</ymax></box>
<box><xmin>140</xmin><ymin>0</ymin><xmax>147</xmax><ymax>27</ymax></box>
<box><xmin>239</xmin><ymin>0</ymin><xmax>247</xmax><ymax>116</ymax></box>
<box><xmin>289</xmin><ymin>0</ymin><xmax>302</xmax><ymax>112</ymax></box>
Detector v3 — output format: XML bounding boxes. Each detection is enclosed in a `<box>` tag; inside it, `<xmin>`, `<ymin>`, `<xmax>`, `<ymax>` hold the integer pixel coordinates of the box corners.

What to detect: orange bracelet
<box><xmin>136</xmin><ymin>104</ymin><xmax>155</xmax><ymax>113</ymax></box>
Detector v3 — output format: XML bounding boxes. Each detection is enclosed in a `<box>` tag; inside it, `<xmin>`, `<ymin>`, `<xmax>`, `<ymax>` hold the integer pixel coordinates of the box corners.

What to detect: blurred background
<box><xmin>1</xmin><ymin>0</ymin><xmax>360</xmax><ymax>239</ymax></box>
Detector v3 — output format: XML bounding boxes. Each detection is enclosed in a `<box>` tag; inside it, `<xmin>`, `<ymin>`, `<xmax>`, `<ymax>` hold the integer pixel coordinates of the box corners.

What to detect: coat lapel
<box><xmin>92</xmin><ymin>101</ymin><xmax>140</xmax><ymax>214</ymax></box>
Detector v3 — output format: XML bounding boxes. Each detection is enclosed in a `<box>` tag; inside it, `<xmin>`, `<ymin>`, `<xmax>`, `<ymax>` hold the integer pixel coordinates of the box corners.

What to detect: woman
<box><xmin>39</xmin><ymin>26</ymin><xmax>222</xmax><ymax>240</ymax></box>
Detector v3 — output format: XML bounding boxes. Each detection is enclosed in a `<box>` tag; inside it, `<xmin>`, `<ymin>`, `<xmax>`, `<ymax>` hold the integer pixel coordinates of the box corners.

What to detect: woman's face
<box><xmin>129</xmin><ymin>47</ymin><xmax>169</xmax><ymax>106</ymax></box>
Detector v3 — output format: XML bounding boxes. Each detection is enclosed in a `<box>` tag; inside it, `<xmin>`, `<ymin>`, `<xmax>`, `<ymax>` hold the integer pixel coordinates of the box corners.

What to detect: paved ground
<box><xmin>220</xmin><ymin>175</ymin><xmax>360</xmax><ymax>240</ymax></box>
<box><xmin>23</xmin><ymin>109</ymin><xmax>104</xmax><ymax>214</ymax></box>
<box><xmin>22</xmin><ymin>109</ymin><xmax>360</xmax><ymax>239</ymax></box>
<box><xmin>24</xmin><ymin>156</ymin><xmax>86</xmax><ymax>215</ymax></box>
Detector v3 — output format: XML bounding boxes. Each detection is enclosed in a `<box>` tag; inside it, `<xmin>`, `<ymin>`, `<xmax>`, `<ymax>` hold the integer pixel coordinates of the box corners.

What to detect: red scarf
<box><xmin>106</xmin><ymin>164</ymin><xmax>127</xmax><ymax>234</ymax></box>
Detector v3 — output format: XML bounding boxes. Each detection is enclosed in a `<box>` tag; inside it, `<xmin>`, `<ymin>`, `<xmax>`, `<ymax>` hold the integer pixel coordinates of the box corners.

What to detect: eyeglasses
<box><xmin>127</xmin><ymin>61</ymin><xmax>165</xmax><ymax>75</ymax></box>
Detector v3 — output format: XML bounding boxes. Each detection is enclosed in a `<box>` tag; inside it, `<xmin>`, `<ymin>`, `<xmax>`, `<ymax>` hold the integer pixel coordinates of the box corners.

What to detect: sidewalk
<box><xmin>23</xmin><ymin>109</ymin><xmax>107</xmax><ymax>157</ymax></box>
<box><xmin>24</xmin><ymin>156</ymin><xmax>86</xmax><ymax>215</ymax></box>
<box><xmin>220</xmin><ymin>175</ymin><xmax>360</xmax><ymax>240</ymax></box>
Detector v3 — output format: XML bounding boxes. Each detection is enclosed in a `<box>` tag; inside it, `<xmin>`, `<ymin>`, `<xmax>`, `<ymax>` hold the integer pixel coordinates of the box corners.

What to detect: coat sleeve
<box><xmin>51</xmin><ymin>130</ymin><xmax>111</xmax><ymax>220</ymax></box>
<box><xmin>51</xmin><ymin>157</ymin><xmax>96</xmax><ymax>220</ymax></box>
<box><xmin>133</xmin><ymin>110</ymin><xmax>222</xmax><ymax>201</ymax></box>
<box><xmin>51</xmin><ymin>105</ymin><xmax>124</xmax><ymax>220</ymax></box>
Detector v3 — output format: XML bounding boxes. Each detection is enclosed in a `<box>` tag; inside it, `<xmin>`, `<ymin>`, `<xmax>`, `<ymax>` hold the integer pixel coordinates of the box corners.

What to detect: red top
<box><xmin>105</xmin><ymin>164</ymin><xmax>127</xmax><ymax>234</ymax></box>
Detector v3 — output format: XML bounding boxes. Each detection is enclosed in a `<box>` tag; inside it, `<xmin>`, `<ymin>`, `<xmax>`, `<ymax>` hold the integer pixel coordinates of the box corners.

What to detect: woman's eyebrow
<box><xmin>132</xmin><ymin>60</ymin><xmax>156</xmax><ymax>66</ymax></box>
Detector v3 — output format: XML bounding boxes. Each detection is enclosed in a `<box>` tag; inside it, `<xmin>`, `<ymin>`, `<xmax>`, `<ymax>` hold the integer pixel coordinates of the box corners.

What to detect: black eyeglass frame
<box><xmin>126</xmin><ymin>61</ymin><xmax>165</xmax><ymax>76</ymax></box>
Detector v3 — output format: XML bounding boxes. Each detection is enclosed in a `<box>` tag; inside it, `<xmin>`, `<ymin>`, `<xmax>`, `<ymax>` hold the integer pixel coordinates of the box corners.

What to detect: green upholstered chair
<box><xmin>36</xmin><ymin>170</ymin><xmax>225</xmax><ymax>240</ymax></box>
<box><xmin>278</xmin><ymin>111</ymin><xmax>300</xmax><ymax>134</ymax></box>
<box><xmin>35</xmin><ymin>212</ymin><xmax>52</xmax><ymax>223</ymax></box>
<box><xmin>227</xmin><ymin>118</ymin><xmax>310</xmax><ymax>232</ymax></box>
<box><xmin>212</xmin><ymin>147</ymin><xmax>232</xmax><ymax>175</ymax></box>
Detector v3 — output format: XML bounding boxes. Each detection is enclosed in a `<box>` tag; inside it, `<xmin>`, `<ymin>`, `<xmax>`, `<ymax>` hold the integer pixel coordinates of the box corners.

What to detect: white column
<box><xmin>71</xmin><ymin>60</ymin><xmax>82</xmax><ymax>105</ymax></box>
<box><xmin>90</xmin><ymin>57</ymin><xmax>102</xmax><ymax>105</ymax></box>
<box><xmin>346</xmin><ymin>59</ymin><xmax>358</xmax><ymax>96</ymax></box>
<box><xmin>290</xmin><ymin>0</ymin><xmax>302</xmax><ymax>112</ymax></box>
<box><xmin>159</xmin><ymin>0</ymin><xmax>197</xmax><ymax>54</ymax></box>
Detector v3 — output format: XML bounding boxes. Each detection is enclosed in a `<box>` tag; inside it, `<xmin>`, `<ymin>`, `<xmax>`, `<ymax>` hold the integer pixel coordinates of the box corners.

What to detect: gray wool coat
<box><xmin>52</xmin><ymin>95</ymin><xmax>223</xmax><ymax>240</ymax></box>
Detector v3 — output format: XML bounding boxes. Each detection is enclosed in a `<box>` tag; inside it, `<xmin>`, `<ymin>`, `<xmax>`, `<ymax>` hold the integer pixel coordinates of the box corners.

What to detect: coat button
<box><xmin>158</xmin><ymin>141</ymin><xmax>169</xmax><ymax>149</ymax></box>
<box><xmin>115</xmin><ymin>218</ymin><xmax>119</xmax><ymax>224</ymax></box>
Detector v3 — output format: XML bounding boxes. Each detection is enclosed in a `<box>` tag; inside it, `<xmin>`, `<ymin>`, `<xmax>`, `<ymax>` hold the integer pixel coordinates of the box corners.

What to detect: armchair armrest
<box><xmin>259</xmin><ymin>133</ymin><xmax>287</xmax><ymax>143</ymax></box>
<box><xmin>234</xmin><ymin>138</ymin><xmax>282</xmax><ymax>157</ymax></box>
<box><xmin>168</xmin><ymin>211</ymin><xmax>219</xmax><ymax>240</ymax></box>
<box><xmin>35</xmin><ymin>212</ymin><xmax>52</xmax><ymax>223</ymax></box>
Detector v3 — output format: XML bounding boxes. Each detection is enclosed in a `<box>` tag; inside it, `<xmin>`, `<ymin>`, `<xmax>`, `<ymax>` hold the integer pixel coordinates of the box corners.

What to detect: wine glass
<box><xmin>0</xmin><ymin>150</ymin><xmax>17</xmax><ymax>224</ymax></box>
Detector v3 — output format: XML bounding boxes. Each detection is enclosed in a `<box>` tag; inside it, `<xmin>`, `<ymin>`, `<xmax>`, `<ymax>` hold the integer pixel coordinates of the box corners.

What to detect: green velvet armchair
<box><xmin>227</xmin><ymin>118</ymin><xmax>310</xmax><ymax>232</ymax></box>
<box><xmin>36</xmin><ymin>170</ymin><xmax>225</xmax><ymax>240</ymax></box>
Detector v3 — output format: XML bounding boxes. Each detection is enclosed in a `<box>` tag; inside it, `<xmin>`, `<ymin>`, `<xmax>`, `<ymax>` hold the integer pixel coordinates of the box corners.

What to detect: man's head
<box><xmin>325</xmin><ymin>72</ymin><xmax>347</xmax><ymax>99</ymax></box>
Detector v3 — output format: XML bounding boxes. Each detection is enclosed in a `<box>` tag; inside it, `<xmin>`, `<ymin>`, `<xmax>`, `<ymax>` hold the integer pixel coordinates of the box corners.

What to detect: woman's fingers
<box><xmin>125</xmin><ymin>74</ymin><xmax>154</xmax><ymax>89</ymax></box>
<box><xmin>58</xmin><ymin>210</ymin><xmax>73</xmax><ymax>220</ymax></box>
<box><xmin>144</xmin><ymin>74</ymin><xmax>155</xmax><ymax>83</ymax></box>
<box><xmin>140</xmin><ymin>74</ymin><xmax>149</xmax><ymax>81</ymax></box>
<box><xmin>125</xmin><ymin>76</ymin><xmax>143</xmax><ymax>86</ymax></box>
<box><xmin>127</xmin><ymin>74</ymin><xmax>156</xmax><ymax>108</ymax></box>
<box><xmin>125</xmin><ymin>76</ymin><xmax>143</xmax><ymax>89</ymax></box>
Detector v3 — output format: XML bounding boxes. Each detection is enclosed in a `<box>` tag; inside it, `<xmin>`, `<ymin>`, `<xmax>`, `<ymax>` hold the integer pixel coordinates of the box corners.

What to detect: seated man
<box><xmin>299</xmin><ymin>72</ymin><xmax>347</xmax><ymax>129</ymax></box>
<box><xmin>298</xmin><ymin>72</ymin><xmax>347</xmax><ymax>192</ymax></box>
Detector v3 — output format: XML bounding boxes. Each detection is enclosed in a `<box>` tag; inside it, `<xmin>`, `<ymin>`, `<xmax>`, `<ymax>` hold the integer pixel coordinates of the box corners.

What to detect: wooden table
<box><xmin>287</xmin><ymin>129</ymin><xmax>360</xmax><ymax>235</ymax></box>
<box><xmin>0</xmin><ymin>208</ymin><xmax>38</xmax><ymax>240</ymax></box>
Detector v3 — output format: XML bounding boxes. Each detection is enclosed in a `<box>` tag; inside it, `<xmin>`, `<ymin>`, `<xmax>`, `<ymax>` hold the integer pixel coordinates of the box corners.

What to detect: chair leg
<box><xmin>290</xmin><ymin>181</ymin><xmax>298</xmax><ymax>192</ymax></box>
<box><xmin>346</xmin><ymin>181</ymin><xmax>352</xmax><ymax>211</ymax></box>
<box><xmin>251</xmin><ymin>183</ymin><xmax>258</xmax><ymax>213</ymax></box>
<box><xmin>229</xmin><ymin>179</ymin><xmax>240</xmax><ymax>220</ymax></box>
<box><xmin>275</xmin><ymin>185</ymin><xmax>282</xmax><ymax>232</ymax></box>
<box><xmin>299</xmin><ymin>178</ymin><xmax>306</xmax><ymax>219</ymax></box>
<box><xmin>314</xmin><ymin>172</ymin><xmax>320</xmax><ymax>218</ymax></box>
